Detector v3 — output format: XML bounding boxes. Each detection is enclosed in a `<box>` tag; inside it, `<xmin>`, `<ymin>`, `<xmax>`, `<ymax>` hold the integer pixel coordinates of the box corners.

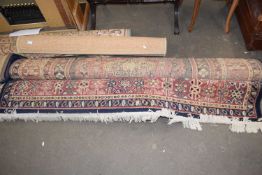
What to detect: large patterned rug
<box><xmin>0</xmin><ymin>56</ymin><xmax>262</xmax><ymax>133</ymax></box>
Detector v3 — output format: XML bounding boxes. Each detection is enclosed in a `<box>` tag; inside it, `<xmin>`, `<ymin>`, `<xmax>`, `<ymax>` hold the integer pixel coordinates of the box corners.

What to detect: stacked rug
<box><xmin>0</xmin><ymin>29</ymin><xmax>262</xmax><ymax>133</ymax></box>
<box><xmin>0</xmin><ymin>29</ymin><xmax>131</xmax><ymax>82</ymax></box>
<box><xmin>0</xmin><ymin>56</ymin><xmax>262</xmax><ymax>133</ymax></box>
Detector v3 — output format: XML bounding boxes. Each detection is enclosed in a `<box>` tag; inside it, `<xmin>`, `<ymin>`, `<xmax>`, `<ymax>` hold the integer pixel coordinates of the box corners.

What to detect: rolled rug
<box><xmin>19</xmin><ymin>29</ymin><xmax>131</xmax><ymax>58</ymax></box>
<box><xmin>15</xmin><ymin>35</ymin><xmax>167</xmax><ymax>56</ymax></box>
<box><xmin>0</xmin><ymin>29</ymin><xmax>131</xmax><ymax>58</ymax></box>
<box><xmin>9</xmin><ymin>57</ymin><xmax>262</xmax><ymax>81</ymax></box>
<box><xmin>0</xmin><ymin>36</ymin><xmax>18</xmax><ymax>82</ymax></box>
<box><xmin>0</xmin><ymin>35</ymin><xmax>17</xmax><ymax>56</ymax></box>
<box><xmin>1</xmin><ymin>29</ymin><xmax>131</xmax><ymax>54</ymax></box>
<box><xmin>0</xmin><ymin>54</ymin><xmax>21</xmax><ymax>83</ymax></box>
<box><xmin>0</xmin><ymin>54</ymin><xmax>12</xmax><ymax>82</ymax></box>
<box><xmin>1</xmin><ymin>57</ymin><xmax>262</xmax><ymax>132</ymax></box>
<box><xmin>38</xmin><ymin>29</ymin><xmax>131</xmax><ymax>37</ymax></box>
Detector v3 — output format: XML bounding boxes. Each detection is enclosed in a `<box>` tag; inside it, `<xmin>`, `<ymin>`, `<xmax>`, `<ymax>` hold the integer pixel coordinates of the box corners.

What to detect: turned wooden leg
<box><xmin>188</xmin><ymin>0</ymin><xmax>202</xmax><ymax>32</ymax></box>
<box><xmin>225</xmin><ymin>0</ymin><xmax>239</xmax><ymax>33</ymax></box>
<box><xmin>174</xmin><ymin>0</ymin><xmax>180</xmax><ymax>35</ymax></box>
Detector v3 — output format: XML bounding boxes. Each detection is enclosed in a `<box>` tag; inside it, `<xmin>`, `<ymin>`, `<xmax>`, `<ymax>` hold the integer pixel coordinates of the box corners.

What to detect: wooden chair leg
<box><xmin>174</xmin><ymin>0</ymin><xmax>180</xmax><ymax>35</ymax></box>
<box><xmin>225</xmin><ymin>0</ymin><xmax>239</xmax><ymax>33</ymax></box>
<box><xmin>188</xmin><ymin>0</ymin><xmax>201</xmax><ymax>32</ymax></box>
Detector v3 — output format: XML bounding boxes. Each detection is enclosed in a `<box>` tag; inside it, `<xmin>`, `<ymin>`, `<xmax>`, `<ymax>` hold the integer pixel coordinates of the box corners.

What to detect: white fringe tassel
<box><xmin>0</xmin><ymin>109</ymin><xmax>262</xmax><ymax>133</ymax></box>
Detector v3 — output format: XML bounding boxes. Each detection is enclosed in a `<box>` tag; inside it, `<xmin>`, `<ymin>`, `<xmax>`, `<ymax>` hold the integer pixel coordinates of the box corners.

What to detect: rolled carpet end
<box><xmin>16</xmin><ymin>35</ymin><xmax>167</xmax><ymax>56</ymax></box>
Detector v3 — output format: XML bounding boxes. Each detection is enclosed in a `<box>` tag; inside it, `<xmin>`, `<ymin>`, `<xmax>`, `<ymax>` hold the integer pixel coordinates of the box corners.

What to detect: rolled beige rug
<box><xmin>1</xmin><ymin>29</ymin><xmax>131</xmax><ymax>56</ymax></box>
<box><xmin>16</xmin><ymin>35</ymin><xmax>167</xmax><ymax>56</ymax></box>
<box><xmin>19</xmin><ymin>29</ymin><xmax>131</xmax><ymax>58</ymax></box>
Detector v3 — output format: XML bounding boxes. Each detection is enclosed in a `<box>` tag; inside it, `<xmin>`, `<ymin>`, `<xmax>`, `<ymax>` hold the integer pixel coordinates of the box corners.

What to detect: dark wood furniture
<box><xmin>188</xmin><ymin>0</ymin><xmax>239</xmax><ymax>33</ymax></box>
<box><xmin>87</xmin><ymin>0</ymin><xmax>181</xmax><ymax>34</ymax></box>
<box><xmin>235</xmin><ymin>0</ymin><xmax>262</xmax><ymax>50</ymax></box>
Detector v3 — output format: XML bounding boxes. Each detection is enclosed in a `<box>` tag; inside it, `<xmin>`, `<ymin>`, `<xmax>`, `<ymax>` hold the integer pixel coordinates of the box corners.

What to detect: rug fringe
<box><xmin>0</xmin><ymin>109</ymin><xmax>262</xmax><ymax>133</ymax></box>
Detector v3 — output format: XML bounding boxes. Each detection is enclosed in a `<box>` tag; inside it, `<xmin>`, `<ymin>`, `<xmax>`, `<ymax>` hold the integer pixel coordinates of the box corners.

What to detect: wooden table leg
<box><xmin>225</xmin><ymin>0</ymin><xmax>239</xmax><ymax>33</ymax></box>
<box><xmin>188</xmin><ymin>0</ymin><xmax>201</xmax><ymax>32</ymax></box>
<box><xmin>88</xmin><ymin>0</ymin><xmax>96</xmax><ymax>30</ymax></box>
<box><xmin>174</xmin><ymin>0</ymin><xmax>180</xmax><ymax>35</ymax></box>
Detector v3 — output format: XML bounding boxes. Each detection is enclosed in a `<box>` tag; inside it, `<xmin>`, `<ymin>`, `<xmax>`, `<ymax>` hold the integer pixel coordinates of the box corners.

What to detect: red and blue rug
<box><xmin>0</xmin><ymin>56</ymin><xmax>262</xmax><ymax>132</ymax></box>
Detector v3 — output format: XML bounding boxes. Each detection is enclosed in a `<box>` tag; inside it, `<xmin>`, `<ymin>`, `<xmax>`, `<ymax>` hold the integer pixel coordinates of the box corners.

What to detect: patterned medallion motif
<box><xmin>0</xmin><ymin>78</ymin><xmax>260</xmax><ymax>118</ymax></box>
<box><xmin>1</xmin><ymin>57</ymin><xmax>262</xmax><ymax>119</ymax></box>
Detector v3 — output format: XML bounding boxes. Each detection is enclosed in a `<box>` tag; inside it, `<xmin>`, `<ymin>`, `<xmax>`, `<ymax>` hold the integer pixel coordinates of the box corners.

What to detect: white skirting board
<box><xmin>0</xmin><ymin>109</ymin><xmax>262</xmax><ymax>133</ymax></box>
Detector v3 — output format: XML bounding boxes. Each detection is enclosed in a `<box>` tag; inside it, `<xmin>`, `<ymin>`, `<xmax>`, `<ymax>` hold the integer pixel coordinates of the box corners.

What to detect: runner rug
<box><xmin>0</xmin><ymin>56</ymin><xmax>262</xmax><ymax>133</ymax></box>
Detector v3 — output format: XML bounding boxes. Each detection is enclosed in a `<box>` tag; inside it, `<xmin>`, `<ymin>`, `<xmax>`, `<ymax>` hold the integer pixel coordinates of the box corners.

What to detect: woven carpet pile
<box><xmin>0</xmin><ymin>56</ymin><xmax>262</xmax><ymax>133</ymax></box>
